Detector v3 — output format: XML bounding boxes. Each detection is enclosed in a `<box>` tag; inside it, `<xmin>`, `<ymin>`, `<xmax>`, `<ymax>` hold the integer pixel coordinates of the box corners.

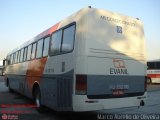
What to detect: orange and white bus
<box><xmin>147</xmin><ymin>60</ymin><xmax>160</xmax><ymax>84</ymax></box>
<box><xmin>3</xmin><ymin>7</ymin><xmax>147</xmax><ymax>112</ymax></box>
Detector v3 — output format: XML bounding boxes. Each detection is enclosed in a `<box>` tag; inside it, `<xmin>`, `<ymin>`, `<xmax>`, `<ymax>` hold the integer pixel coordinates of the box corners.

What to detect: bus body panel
<box><xmin>6</xmin><ymin>62</ymin><xmax>28</xmax><ymax>95</ymax></box>
<box><xmin>74</xmin><ymin>8</ymin><xmax>146</xmax><ymax>111</ymax></box>
<box><xmin>85</xmin><ymin>9</ymin><xmax>146</xmax><ymax>58</ymax></box>
<box><xmin>73</xmin><ymin>92</ymin><xmax>147</xmax><ymax>111</ymax></box>
<box><xmin>41</xmin><ymin>53</ymin><xmax>75</xmax><ymax>111</ymax></box>
<box><xmin>86</xmin><ymin>57</ymin><xmax>145</xmax><ymax>97</ymax></box>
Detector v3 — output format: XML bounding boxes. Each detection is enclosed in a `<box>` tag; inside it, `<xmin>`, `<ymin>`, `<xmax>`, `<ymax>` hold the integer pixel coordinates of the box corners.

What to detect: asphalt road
<box><xmin>0</xmin><ymin>76</ymin><xmax>160</xmax><ymax>120</ymax></box>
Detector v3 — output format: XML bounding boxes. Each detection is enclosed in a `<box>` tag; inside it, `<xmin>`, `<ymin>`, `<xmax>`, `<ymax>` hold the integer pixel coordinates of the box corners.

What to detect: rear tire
<box><xmin>34</xmin><ymin>87</ymin><xmax>45</xmax><ymax>113</ymax></box>
<box><xmin>147</xmin><ymin>77</ymin><xmax>152</xmax><ymax>85</ymax></box>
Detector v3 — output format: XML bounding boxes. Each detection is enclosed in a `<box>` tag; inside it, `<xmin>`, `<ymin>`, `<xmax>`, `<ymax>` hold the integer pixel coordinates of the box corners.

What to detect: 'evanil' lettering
<box><xmin>110</xmin><ymin>68</ymin><xmax>128</xmax><ymax>75</ymax></box>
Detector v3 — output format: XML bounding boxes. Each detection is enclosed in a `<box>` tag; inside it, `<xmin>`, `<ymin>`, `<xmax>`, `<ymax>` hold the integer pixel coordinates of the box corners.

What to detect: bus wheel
<box><xmin>34</xmin><ymin>87</ymin><xmax>45</xmax><ymax>112</ymax></box>
<box><xmin>147</xmin><ymin>78</ymin><xmax>152</xmax><ymax>85</ymax></box>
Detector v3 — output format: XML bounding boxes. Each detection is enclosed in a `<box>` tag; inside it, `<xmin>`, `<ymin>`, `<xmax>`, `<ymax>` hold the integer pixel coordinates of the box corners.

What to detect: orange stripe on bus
<box><xmin>26</xmin><ymin>22</ymin><xmax>60</xmax><ymax>90</ymax></box>
<box><xmin>35</xmin><ymin>22</ymin><xmax>60</xmax><ymax>40</ymax></box>
<box><xmin>48</xmin><ymin>22</ymin><xmax>60</xmax><ymax>34</ymax></box>
<box><xmin>26</xmin><ymin>57</ymin><xmax>47</xmax><ymax>89</ymax></box>
<box><xmin>26</xmin><ymin>58</ymin><xmax>47</xmax><ymax>76</ymax></box>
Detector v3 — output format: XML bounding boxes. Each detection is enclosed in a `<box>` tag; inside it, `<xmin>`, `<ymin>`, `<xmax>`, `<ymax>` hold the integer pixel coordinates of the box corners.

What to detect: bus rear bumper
<box><xmin>73</xmin><ymin>92</ymin><xmax>147</xmax><ymax>112</ymax></box>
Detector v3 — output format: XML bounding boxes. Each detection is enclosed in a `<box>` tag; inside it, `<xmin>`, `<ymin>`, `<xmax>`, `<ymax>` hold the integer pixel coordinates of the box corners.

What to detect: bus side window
<box><xmin>61</xmin><ymin>25</ymin><xmax>75</xmax><ymax>53</ymax></box>
<box><xmin>7</xmin><ymin>55</ymin><xmax>11</xmax><ymax>65</ymax></box>
<box><xmin>50</xmin><ymin>30</ymin><xmax>62</xmax><ymax>55</ymax></box>
<box><xmin>23</xmin><ymin>47</ymin><xmax>28</xmax><ymax>61</ymax></box>
<box><xmin>36</xmin><ymin>39</ymin><xmax>43</xmax><ymax>58</ymax></box>
<box><xmin>31</xmin><ymin>43</ymin><xmax>37</xmax><ymax>59</ymax></box>
<box><xmin>20</xmin><ymin>48</ymin><xmax>24</xmax><ymax>62</ymax></box>
<box><xmin>16</xmin><ymin>51</ymin><xmax>19</xmax><ymax>63</ymax></box>
<box><xmin>27</xmin><ymin>45</ymin><xmax>32</xmax><ymax>61</ymax></box>
<box><xmin>13</xmin><ymin>53</ymin><xmax>16</xmax><ymax>64</ymax></box>
<box><xmin>6</xmin><ymin>56</ymin><xmax>8</xmax><ymax>65</ymax></box>
<box><xmin>10</xmin><ymin>54</ymin><xmax>12</xmax><ymax>64</ymax></box>
<box><xmin>43</xmin><ymin>37</ymin><xmax>50</xmax><ymax>57</ymax></box>
<box><xmin>17</xmin><ymin>50</ymin><xmax>21</xmax><ymax>63</ymax></box>
<box><xmin>15</xmin><ymin>51</ymin><xmax>18</xmax><ymax>63</ymax></box>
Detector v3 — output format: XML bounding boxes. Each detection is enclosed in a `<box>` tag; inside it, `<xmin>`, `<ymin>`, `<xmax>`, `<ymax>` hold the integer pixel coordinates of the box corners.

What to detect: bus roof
<box><xmin>6</xmin><ymin>7</ymin><xmax>142</xmax><ymax>56</ymax></box>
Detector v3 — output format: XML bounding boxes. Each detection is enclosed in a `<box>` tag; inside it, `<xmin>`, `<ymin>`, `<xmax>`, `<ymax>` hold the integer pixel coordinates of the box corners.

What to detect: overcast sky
<box><xmin>0</xmin><ymin>0</ymin><xmax>160</xmax><ymax>64</ymax></box>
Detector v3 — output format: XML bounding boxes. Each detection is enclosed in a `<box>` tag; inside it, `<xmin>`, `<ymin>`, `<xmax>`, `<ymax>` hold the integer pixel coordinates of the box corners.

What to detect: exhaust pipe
<box><xmin>140</xmin><ymin>100</ymin><xmax>145</xmax><ymax>106</ymax></box>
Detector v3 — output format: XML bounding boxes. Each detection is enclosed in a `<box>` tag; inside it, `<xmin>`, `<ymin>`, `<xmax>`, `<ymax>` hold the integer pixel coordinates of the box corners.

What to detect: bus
<box><xmin>147</xmin><ymin>60</ymin><xmax>160</xmax><ymax>84</ymax></box>
<box><xmin>3</xmin><ymin>7</ymin><xmax>147</xmax><ymax>112</ymax></box>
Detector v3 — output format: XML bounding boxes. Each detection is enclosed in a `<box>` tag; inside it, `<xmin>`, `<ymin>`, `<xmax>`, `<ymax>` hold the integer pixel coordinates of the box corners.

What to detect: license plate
<box><xmin>113</xmin><ymin>90</ymin><xmax>124</xmax><ymax>96</ymax></box>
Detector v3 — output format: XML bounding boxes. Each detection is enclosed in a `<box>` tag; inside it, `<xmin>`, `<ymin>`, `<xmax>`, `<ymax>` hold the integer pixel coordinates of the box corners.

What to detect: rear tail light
<box><xmin>76</xmin><ymin>75</ymin><xmax>87</xmax><ymax>95</ymax></box>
